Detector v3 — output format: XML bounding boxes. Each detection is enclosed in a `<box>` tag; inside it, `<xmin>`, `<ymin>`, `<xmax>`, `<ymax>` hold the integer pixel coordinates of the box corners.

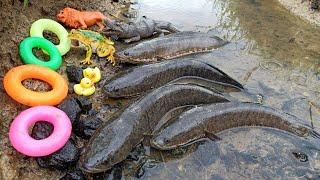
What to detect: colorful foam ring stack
<box><xmin>18</xmin><ymin>18</ymin><xmax>71</xmax><ymax>71</ymax></box>
<box><xmin>4</xmin><ymin>18</ymin><xmax>73</xmax><ymax>157</ymax></box>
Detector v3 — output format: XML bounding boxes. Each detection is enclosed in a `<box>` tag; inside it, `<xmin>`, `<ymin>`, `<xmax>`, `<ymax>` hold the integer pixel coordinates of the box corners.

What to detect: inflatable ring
<box><xmin>9</xmin><ymin>106</ymin><xmax>72</xmax><ymax>157</ymax></box>
<box><xmin>3</xmin><ymin>65</ymin><xmax>68</xmax><ymax>106</ymax></box>
<box><xmin>30</xmin><ymin>19</ymin><xmax>71</xmax><ymax>56</ymax></box>
<box><xmin>19</xmin><ymin>37</ymin><xmax>62</xmax><ymax>70</ymax></box>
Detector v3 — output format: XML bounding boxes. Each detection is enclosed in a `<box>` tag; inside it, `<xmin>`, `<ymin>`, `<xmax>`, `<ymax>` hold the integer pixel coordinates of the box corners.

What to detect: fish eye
<box><xmin>124</xmin><ymin>51</ymin><xmax>129</xmax><ymax>56</ymax></box>
<box><xmin>292</xmin><ymin>151</ymin><xmax>308</xmax><ymax>162</ymax></box>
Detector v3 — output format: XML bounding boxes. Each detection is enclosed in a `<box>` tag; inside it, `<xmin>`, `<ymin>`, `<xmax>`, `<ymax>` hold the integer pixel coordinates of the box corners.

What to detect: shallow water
<box><xmin>114</xmin><ymin>0</ymin><xmax>320</xmax><ymax>178</ymax></box>
<box><xmin>130</xmin><ymin>0</ymin><xmax>320</xmax><ymax>125</ymax></box>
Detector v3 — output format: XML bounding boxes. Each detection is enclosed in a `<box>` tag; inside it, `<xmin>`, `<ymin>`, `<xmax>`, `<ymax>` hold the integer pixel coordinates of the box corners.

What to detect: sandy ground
<box><xmin>278</xmin><ymin>0</ymin><xmax>320</xmax><ymax>26</ymax></box>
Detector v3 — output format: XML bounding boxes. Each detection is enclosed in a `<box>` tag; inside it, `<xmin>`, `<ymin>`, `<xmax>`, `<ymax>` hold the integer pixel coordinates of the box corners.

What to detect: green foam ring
<box><xmin>30</xmin><ymin>19</ymin><xmax>71</xmax><ymax>56</ymax></box>
<box><xmin>19</xmin><ymin>37</ymin><xmax>62</xmax><ymax>71</ymax></box>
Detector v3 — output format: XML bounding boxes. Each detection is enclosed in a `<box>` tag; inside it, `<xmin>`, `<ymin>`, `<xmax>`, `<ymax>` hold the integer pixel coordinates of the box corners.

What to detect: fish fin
<box><xmin>205</xmin><ymin>130</ymin><xmax>221</xmax><ymax>141</ymax></box>
<box><xmin>310</xmin><ymin>130</ymin><xmax>320</xmax><ymax>139</ymax></box>
<box><xmin>197</xmin><ymin>61</ymin><xmax>244</xmax><ymax>89</ymax></box>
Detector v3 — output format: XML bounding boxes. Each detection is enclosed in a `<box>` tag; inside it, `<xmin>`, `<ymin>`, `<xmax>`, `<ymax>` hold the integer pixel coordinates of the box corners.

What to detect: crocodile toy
<box><xmin>103</xmin><ymin>16</ymin><xmax>180</xmax><ymax>43</ymax></box>
<box><xmin>69</xmin><ymin>29</ymin><xmax>116</xmax><ymax>65</ymax></box>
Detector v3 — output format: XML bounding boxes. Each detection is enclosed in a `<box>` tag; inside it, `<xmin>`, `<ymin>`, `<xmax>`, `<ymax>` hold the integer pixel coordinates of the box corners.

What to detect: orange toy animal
<box><xmin>57</xmin><ymin>7</ymin><xmax>110</xmax><ymax>31</ymax></box>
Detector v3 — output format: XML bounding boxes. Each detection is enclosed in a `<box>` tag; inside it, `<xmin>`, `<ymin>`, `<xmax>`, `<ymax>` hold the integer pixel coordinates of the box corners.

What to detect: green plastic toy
<box><xmin>19</xmin><ymin>37</ymin><xmax>62</xmax><ymax>71</ymax></box>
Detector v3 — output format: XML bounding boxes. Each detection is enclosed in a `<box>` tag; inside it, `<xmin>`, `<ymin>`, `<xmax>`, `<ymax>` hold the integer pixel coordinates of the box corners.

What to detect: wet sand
<box><xmin>278</xmin><ymin>0</ymin><xmax>320</xmax><ymax>26</ymax></box>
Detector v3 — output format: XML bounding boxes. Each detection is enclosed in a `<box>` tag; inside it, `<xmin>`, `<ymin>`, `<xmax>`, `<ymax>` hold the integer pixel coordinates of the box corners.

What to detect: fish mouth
<box><xmin>150</xmin><ymin>139</ymin><xmax>173</xmax><ymax>151</ymax></box>
<box><xmin>79</xmin><ymin>159</ymin><xmax>108</xmax><ymax>174</ymax></box>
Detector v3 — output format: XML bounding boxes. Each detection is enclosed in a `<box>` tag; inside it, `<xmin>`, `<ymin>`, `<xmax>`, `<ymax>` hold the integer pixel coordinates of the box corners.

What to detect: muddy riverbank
<box><xmin>278</xmin><ymin>0</ymin><xmax>320</xmax><ymax>27</ymax></box>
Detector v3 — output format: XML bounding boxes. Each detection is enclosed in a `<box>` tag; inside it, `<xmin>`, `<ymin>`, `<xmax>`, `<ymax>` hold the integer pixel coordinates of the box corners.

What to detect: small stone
<box><xmin>60</xmin><ymin>167</ymin><xmax>85</xmax><ymax>180</ymax></box>
<box><xmin>58</xmin><ymin>97</ymin><xmax>82</xmax><ymax>124</ymax></box>
<box><xmin>74</xmin><ymin>115</ymin><xmax>102</xmax><ymax>139</ymax></box>
<box><xmin>91</xmin><ymin>171</ymin><xmax>110</xmax><ymax>179</ymax></box>
<box><xmin>66</xmin><ymin>65</ymin><xmax>83</xmax><ymax>83</ymax></box>
<box><xmin>37</xmin><ymin>138</ymin><xmax>80</xmax><ymax>170</ymax></box>
<box><xmin>76</xmin><ymin>96</ymin><xmax>92</xmax><ymax>114</ymax></box>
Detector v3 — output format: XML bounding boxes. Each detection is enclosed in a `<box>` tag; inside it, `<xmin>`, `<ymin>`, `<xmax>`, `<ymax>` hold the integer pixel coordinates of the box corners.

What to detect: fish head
<box><xmin>150</xmin><ymin>127</ymin><xmax>186</xmax><ymax>150</ymax></box>
<box><xmin>151</xmin><ymin>112</ymin><xmax>204</xmax><ymax>150</ymax></box>
<box><xmin>103</xmin><ymin>67</ymin><xmax>142</xmax><ymax>98</ymax></box>
<box><xmin>104</xmin><ymin>80</ymin><xmax>133</xmax><ymax>98</ymax></box>
<box><xmin>79</xmin><ymin>121</ymin><xmax>133</xmax><ymax>173</ymax></box>
<box><xmin>115</xmin><ymin>49</ymin><xmax>150</xmax><ymax>63</ymax></box>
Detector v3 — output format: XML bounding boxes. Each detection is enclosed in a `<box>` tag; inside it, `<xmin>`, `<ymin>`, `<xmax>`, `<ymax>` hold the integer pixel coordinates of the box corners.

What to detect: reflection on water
<box><xmin>131</xmin><ymin>0</ymin><xmax>227</xmax><ymax>31</ymax></box>
<box><xmin>118</xmin><ymin>0</ymin><xmax>320</xmax><ymax>178</ymax></box>
<box><xmin>129</xmin><ymin>0</ymin><xmax>320</xmax><ymax>118</ymax></box>
<box><xmin>227</xmin><ymin>0</ymin><xmax>320</xmax><ymax>70</ymax></box>
<box><xmin>132</xmin><ymin>0</ymin><xmax>320</xmax><ymax>70</ymax></box>
<box><xmin>141</xmin><ymin>128</ymin><xmax>320</xmax><ymax>179</ymax></box>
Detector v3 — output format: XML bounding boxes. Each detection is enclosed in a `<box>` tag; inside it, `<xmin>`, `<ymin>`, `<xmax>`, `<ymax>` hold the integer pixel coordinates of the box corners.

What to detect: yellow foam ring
<box><xmin>30</xmin><ymin>19</ymin><xmax>71</xmax><ymax>56</ymax></box>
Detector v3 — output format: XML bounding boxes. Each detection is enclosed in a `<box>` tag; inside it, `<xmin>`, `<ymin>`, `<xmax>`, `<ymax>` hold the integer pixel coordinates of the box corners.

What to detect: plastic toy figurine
<box><xmin>69</xmin><ymin>29</ymin><xmax>116</xmax><ymax>65</ymax></box>
<box><xmin>83</xmin><ymin>67</ymin><xmax>101</xmax><ymax>83</ymax></box>
<box><xmin>57</xmin><ymin>7</ymin><xmax>111</xmax><ymax>31</ymax></box>
<box><xmin>74</xmin><ymin>77</ymin><xmax>96</xmax><ymax>96</ymax></box>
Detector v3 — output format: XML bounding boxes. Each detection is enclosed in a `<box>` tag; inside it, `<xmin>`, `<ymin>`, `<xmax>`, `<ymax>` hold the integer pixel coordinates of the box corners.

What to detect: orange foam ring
<box><xmin>3</xmin><ymin>64</ymin><xmax>68</xmax><ymax>106</ymax></box>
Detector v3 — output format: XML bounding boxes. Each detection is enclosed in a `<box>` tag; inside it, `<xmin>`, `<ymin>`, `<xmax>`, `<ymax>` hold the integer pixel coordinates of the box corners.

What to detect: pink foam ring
<box><xmin>9</xmin><ymin>106</ymin><xmax>72</xmax><ymax>157</ymax></box>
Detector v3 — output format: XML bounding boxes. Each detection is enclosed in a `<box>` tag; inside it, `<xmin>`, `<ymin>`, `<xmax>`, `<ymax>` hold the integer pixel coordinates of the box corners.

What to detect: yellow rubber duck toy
<box><xmin>74</xmin><ymin>77</ymin><xmax>96</xmax><ymax>96</ymax></box>
<box><xmin>83</xmin><ymin>67</ymin><xmax>101</xmax><ymax>83</ymax></box>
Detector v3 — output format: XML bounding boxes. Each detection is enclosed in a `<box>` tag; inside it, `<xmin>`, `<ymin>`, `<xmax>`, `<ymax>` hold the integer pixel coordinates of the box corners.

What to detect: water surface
<box><xmin>114</xmin><ymin>0</ymin><xmax>320</xmax><ymax>178</ymax></box>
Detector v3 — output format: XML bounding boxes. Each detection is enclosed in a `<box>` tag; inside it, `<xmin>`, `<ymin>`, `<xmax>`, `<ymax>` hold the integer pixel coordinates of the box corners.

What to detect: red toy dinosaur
<box><xmin>57</xmin><ymin>7</ymin><xmax>111</xmax><ymax>31</ymax></box>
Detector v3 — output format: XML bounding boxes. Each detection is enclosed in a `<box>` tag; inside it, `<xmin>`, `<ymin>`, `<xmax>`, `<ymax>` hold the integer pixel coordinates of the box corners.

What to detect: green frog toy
<box><xmin>69</xmin><ymin>29</ymin><xmax>116</xmax><ymax>65</ymax></box>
